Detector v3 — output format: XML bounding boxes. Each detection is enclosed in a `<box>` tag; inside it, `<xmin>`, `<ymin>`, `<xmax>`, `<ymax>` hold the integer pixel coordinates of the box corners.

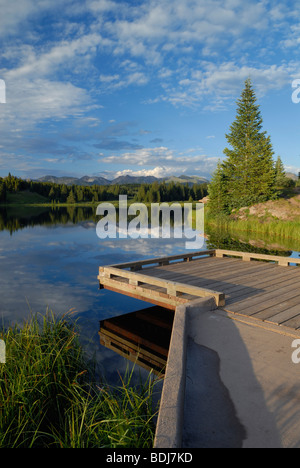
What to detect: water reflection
<box><xmin>0</xmin><ymin>205</ymin><xmax>299</xmax><ymax>386</ymax></box>
<box><xmin>206</xmin><ymin>225</ymin><xmax>295</xmax><ymax>258</ymax></box>
<box><xmin>0</xmin><ymin>206</ymin><xmax>195</xmax><ymax>386</ymax></box>
<box><xmin>0</xmin><ymin>205</ymin><xmax>97</xmax><ymax>235</ymax></box>
<box><xmin>1</xmin><ymin>205</ymin><xmax>299</xmax><ymax>255</ymax></box>
<box><xmin>99</xmin><ymin>306</ymin><xmax>174</xmax><ymax>377</ymax></box>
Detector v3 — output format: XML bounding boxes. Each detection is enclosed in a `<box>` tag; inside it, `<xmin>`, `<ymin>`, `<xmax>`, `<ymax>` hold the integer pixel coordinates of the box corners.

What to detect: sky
<box><xmin>0</xmin><ymin>0</ymin><xmax>300</xmax><ymax>181</ymax></box>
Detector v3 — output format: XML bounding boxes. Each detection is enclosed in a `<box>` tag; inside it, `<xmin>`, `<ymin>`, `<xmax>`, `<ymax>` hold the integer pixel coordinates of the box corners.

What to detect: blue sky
<box><xmin>0</xmin><ymin>0</ymin><xmax>300</xmax><ymax>180</ymax></box>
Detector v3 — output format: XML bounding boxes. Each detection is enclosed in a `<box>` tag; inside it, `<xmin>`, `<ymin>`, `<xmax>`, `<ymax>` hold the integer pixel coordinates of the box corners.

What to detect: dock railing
<box><xmin>98</xmin><ymin>249</ymin><xmax>300</xmax><ymax>310</ymax></box>
<box><xmin>215</xmin><ymin>249</ymin><xmax>300</xmax><ymax>266</ymax></box>
<box><xmin>98</xmin><ymin>250</ymin><xmax>225</xmax><ymax>308</ymax></box>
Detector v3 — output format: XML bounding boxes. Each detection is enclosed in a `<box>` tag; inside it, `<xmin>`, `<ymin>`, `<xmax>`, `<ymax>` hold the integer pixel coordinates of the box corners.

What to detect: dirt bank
<box><xmin>233</xmin><ymin>194</ymin><xmax>300</xmax><ymax>222</ymax></box>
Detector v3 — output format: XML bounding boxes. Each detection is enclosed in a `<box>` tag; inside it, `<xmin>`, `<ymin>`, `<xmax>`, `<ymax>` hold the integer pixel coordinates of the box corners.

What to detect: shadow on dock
<box><xmin>182</xmin><ymin>302</ymin><xmax>283</xmax><ymax>448</ymax></box>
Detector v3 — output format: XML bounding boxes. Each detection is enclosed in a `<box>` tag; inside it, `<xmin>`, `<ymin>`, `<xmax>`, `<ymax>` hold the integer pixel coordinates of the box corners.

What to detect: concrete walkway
<box><xmin>155</xmin><ymin>299</ymin><xmax>300</xmax><ymax>449</ymax></box>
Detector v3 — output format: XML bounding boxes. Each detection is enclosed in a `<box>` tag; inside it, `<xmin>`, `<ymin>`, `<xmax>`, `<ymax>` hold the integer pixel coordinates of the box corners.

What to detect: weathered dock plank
<box><xmin>254</xmin><ymin>295</ymin><xmax>300</xmax><ymax>321</ymax></box>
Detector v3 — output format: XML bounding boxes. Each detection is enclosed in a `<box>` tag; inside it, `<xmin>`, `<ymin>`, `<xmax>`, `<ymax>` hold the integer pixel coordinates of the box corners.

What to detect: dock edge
<box><xmin>153</xmin><ymin>297</ymin><xmax>217</xmax><ymax>449</ymax></box>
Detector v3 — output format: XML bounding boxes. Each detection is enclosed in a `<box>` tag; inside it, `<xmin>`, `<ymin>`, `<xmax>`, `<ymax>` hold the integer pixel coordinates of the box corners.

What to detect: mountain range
<box><xmin>37</xmin><ymin>174</ymin><xmax>209</xmax><ymax>187</ymax></box>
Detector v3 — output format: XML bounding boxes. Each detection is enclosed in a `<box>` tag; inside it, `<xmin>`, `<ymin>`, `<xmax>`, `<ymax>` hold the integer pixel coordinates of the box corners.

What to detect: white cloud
<box><xmin>0</xmin><ymin>0</ymin><xmax>42</xmax><ymax>37</ymax></box>
<box><xmin>101</xmin><ymin>147</ymin><xmax>174</xmax><ymax>166</ymax></box>
<box><xmin>99</xmin><ymin>74</ymin><xmax>120</xmax><ymax>83</ymax></box>
<box><xmin>84</xmin><ymin>0</ymin><xmax>300</xmax><ymax>110</ymax></box>
<box><xmin>280</xmin><ymin>24</ymin><xmax>300</xmax><ymax>49</ymax></box>
<box><xmin>126</xmin><ymin>72</ymin><xmax>148</xmax><ymax>86</ymax></box>
<box><xmin>285</xmin><ymin>165</ymin><xmax>300</xmax><ymax>175</ymax></box>
<box><xmin>5</xmin><ymin>33</ymin><xmax>103</xmax><ymax>80</ymax></box>
<box><xmin>156</xmin><ymin>60</ymin><xmax>300</xmax><ymax>109</ymax></box>
<box><xmin>0</xmin><ymin>78</ymin><xmax>91</xmax><ymax>129</ymax></box>
<box><xmin>114</xmin><ymin>167</ymin><xmax>172</xmax><ymax>178</ymax></box>
<box><xmin>99</xmin><ymin>146</ymin><xmax>219</xmax><ymax>177</ymax></box>
<box><xmin>0</xmin><ymin>0</ymin><xmax>79</xmax><ymax>38</ymax></box>
<box><xmin>91</xmin><ymin>0</ymin><xmax>277</xmax><ymax>63</ymax></box>
<box><xmin>88</xmin><ymin>0</ymin><xmax>118</xmax><ymax>13</ymax></box>
<box><xmin>99</xmin><ymin>72</ymin><xmax>149</xmax><ymax>91</ymax></box>
<box><xmin>2</xmin><ymin>0</ymin><xmax>298</xmax><ymax>118</ymax></box>
<box><xmin>1</xmin><ymin>0</ymin><xmax>299</xmax><ymax>178</ymax></box>
<box><xmin>0</xmin><ymin>24</ymin><xmax>103</xmax><ymax>134</ymax></box>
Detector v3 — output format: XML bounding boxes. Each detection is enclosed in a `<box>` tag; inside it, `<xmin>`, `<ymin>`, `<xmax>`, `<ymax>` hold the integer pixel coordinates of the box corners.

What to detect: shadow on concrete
<box><xmin>182</xmin><ymin>340</ymin><xmax>247</xmax><ymax>448</ymax></box>
<box><xmin>182</xmin><ymin>306</ymin><xmax>283</xmax><ymax>448</ymax></box>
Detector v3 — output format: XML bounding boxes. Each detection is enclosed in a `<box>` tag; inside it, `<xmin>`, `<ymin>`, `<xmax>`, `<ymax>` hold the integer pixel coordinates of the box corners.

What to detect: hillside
<box><xmin>37</xmin><ymin>174</ymin><xmax>209</xmax><ymax>187</ymax></box>
<box><xmin>6</xmin><ymin>191</ymin><xmax>49</xmax><ymax>205</ymax></box>
<box><xmin>164</xmin><ymin>175</ymin><xmax>209</xmax><ymax>185</ymax></box>
<box><xmin>37</xmin><ymin>175</ymin><xmax>111</xmax><ymax>186</ymax></box>
<box><xmin>233</xmin><ymin>192</ymin><xmax>300</xmax><ymax>222</ymax></box>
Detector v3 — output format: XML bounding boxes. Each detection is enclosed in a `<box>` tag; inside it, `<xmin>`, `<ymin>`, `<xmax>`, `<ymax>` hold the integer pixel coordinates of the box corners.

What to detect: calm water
<box><xmin>0</xmin><ymin>206</ymin><xmax>207</xmax><ymax>385</ymax></box>
<box><xmin>0</xmin><ymin>206</ymin><xmax>299</xmax><ymax>385</ymax></box>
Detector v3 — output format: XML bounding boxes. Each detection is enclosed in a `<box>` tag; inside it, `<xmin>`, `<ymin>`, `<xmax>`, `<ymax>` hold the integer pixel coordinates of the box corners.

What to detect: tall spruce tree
<box><xmin>207</xmin><ymin>160</ymin><xmax>229</xmax><ymax>214</ymax></box>
<box><xmin>274</xmin><ymin>156</ymin><xmax>287</xmax><ymax>187</ymax></box>
<box><xmin>209</xmin><ymin>79</ymin><xmax>276</xmax><ymax>214</ymax></box>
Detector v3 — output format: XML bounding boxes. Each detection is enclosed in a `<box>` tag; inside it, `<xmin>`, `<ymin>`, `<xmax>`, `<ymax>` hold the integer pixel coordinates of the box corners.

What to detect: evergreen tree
<box><xmin>136</xmin><ymin>185</ymin><xmax>147</xmax><ymax>202</ymax></box>
<box><xmin>67</xmin><ymin>189</ymin><xmax>76</xmax><ymax>204</ymax></box>
<box><xmin>0</xmin><ymin>180</ymin><xmax>6</xmax><ymax>202</ymax></box>
<box><xmin>274</xmin><ymin>156</ymin><xmax>287</xmax><ymax>188</ymax></box>
<box><xmin>76</xmin><ymin>187</ymin><xmax>84</xmax><ymax>203</ymax></box>
<box><xmin>207</xmin><ymin>161</ymin><xmax>230</xmax><ymax>214</ymax></box>
<box><xmin>60</xmin><ymin>184</ymin><xmax>68</xmax><ymax>202</ymax></box>
<box><xmin>48</xmin><ymin>186</ymin><xmax>56</xmax><ymax>201</ymax></box>
<box><xmin>225</xmin><ymin>79</ymin><xmax>276</xmax><ymax>207</ymax></box>
<box><xmin>209</xmin><ymin>79</ymin><xmax>276</xmax><ymax>213</ymax></box>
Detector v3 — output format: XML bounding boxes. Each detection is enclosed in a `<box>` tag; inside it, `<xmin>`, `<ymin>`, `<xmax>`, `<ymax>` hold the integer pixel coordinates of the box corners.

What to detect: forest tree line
<box><xmin>0</xmin><ymin>173</ymin><xmax>208</xmax><ymax>204</ymax></box>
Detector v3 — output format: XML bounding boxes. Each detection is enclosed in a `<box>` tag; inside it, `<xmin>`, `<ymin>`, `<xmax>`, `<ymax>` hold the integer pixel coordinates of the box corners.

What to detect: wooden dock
<box><xmin>98</xmin><ymin>249</ymin><xmax>300</xmax><ymax>331</ymax></box>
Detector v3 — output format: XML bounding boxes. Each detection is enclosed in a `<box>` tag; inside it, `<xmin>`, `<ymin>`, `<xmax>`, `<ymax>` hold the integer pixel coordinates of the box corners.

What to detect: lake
<box><xmin>0</xmin><ymin>205</ymin><xmax>299</xmax><ymax>385</ymax></box>
<box><xmin>0</xmin><ymin>205</ymin><xmax>206</xmax><ymax>386</ymax></box>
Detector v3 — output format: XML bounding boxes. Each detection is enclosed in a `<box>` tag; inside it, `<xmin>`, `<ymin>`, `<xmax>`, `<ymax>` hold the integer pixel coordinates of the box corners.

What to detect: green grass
<box><xmin>6</xmin><ymin>191</ymin><xmax>49</xmax><ymax>205</ymax></box>
<box><xmin>0</xmin><ymin>312</ymin><xmax>158</xmax><ymax>448</ymax></box>
<box><xmin>206</xmin><ymin>215</ymin><xmax>300</xmax><ymax>241</ymax></box>
<box><xmin>1</xmin><ymin>190</ymin><xmax>139</xmax><ymax>207</ymax></box>
<box><xmin>1</xmin><ymin>193</ymin><xmax>192</xmax><ymax>208</ymax></box>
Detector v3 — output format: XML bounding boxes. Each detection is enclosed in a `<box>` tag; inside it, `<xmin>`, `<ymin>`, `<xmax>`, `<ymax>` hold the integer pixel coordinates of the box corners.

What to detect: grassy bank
<box><xmin>2</xmin><ymin>191</ymin><xmax>104</xmax><ymax>207</ymax></box>
<box><xmin>205</xmin><ymin>214</ymin><xmax>300</xmax><ymax>246</ymax></box>
<box><xmin>0</xmin><ymin>313</ymin><xmax>158</xmax><ymax>448</ymax></box>
<box><xmin>205</xmin><ymin>192</ymin><xmax>300</xmax><ymax>244</ymax></box>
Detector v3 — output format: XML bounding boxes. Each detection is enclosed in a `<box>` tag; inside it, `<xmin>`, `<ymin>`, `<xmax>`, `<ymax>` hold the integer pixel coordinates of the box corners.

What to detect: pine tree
<box><xmin>0</xmin><ymin>180</ymin><xmax>6</xmax><ymax>202</ymax></box>
<box><xmin>48</xmin><ymin>186</ymin><xmax>56</xmax><ymax>201</ymax></box>
<box><xmin>209</xmin><ymin>79</ymin><xmax>276</xmax><ymax>213</ymax></box>
<box><xmin>274</xmin><ymin>156</ymin><xmax>287</xmax><ymax>187</ymax></box>
<box><xmin>225</xmin><ymin>79</ymin><xmax>276</xmax><ymax>208</ymax></box>
<box><xmin>60</xmin><ymin>184</ymin><xmax>68</xmax><ymax>202</ymax></box>
<box><xmin>207</xmin><ymin>160</ymin><xmax>230</xmax><ymax>214</ymax></box>
<box><xmin>67</xmin><ymin>189</ymin><xmax>76</xmax><ymax>204</ymax></box>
